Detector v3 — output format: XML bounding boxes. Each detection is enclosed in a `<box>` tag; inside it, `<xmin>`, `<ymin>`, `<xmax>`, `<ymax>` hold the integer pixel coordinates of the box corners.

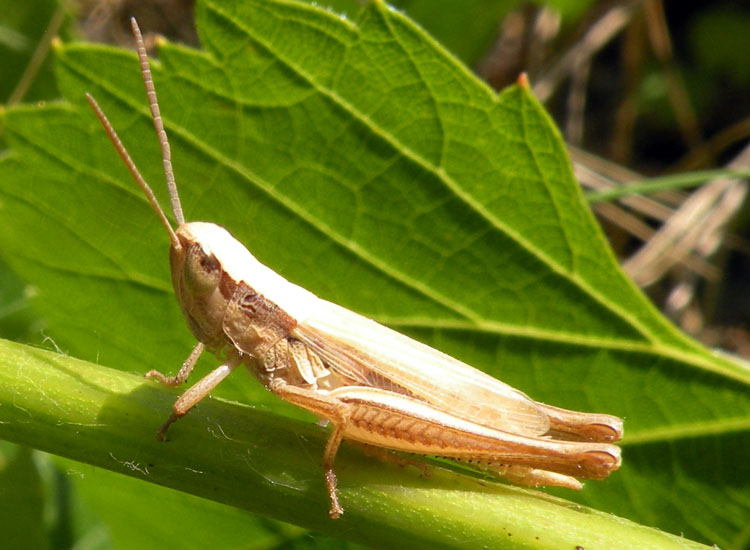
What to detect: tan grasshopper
<box><xmin>86</xmin><ymin>18</ymin><xmax>622</xmax><ymax>519</ymax></box>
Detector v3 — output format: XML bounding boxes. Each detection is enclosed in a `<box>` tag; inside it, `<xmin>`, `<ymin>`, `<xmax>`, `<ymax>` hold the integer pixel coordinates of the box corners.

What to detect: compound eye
<box><xmin>183</xmin><ymin>243</ymin><xmax>221</xmax><ymax>296</ymax></box>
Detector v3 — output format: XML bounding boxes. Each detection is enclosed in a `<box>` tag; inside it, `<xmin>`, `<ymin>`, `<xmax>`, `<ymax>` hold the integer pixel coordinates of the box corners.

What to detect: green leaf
<box><xmin>0</xmin><ymin>339</ymin><xmax>713</xmax><ymax>549</ymax></box>
<box><xmin>0</xmin><ymin>0</ymin><xmax>747</xmax><ymax>547</ymax></box>
<box><xmin>0</xmin><ymin>255</ymin><xmax>37</xmax><ymax>341</ymax></box>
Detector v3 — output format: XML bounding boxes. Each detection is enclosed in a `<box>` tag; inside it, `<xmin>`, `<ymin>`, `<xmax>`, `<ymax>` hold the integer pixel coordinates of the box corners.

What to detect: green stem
<box><xmin>0</xmin><ymin>338</ymin><xmax>711</xmax><ymax>550</ymax></box>
<box><xmin>585</xmin><ymin>168</ymin><xmax>750</xmax><ymax>203</ymax></box>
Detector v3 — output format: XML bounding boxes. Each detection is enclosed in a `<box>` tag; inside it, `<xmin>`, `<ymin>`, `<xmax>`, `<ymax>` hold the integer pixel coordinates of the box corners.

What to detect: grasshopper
<box><xmin>86</xmin><ymin>18</ymin><xmax>622</xmax><ymax>519</ymax></box>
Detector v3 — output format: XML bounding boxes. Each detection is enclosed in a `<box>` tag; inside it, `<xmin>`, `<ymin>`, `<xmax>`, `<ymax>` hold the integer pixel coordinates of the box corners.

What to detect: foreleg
<box><xmin>150</xmin><ymin>348</ymin><xmax>240</xmax><ymax>441</ymax></box>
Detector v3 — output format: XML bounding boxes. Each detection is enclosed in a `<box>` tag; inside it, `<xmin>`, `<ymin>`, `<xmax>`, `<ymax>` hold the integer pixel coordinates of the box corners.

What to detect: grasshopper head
<box><xmin>171</xmin><ymin>224</ymin><xmax>222</xmax><ymax>299</ymax></box>
<box><xmin>169</xmin><ymin>222</ymin><xmax>227</xmax><ymax>348</ymax></box>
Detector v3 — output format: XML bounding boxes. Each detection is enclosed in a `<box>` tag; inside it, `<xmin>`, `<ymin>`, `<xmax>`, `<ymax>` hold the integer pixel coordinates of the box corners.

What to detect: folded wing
<box><xmin>292</xmin><ymin>300</ymin><xmax>550</xmax><ymax>438</ymax></box>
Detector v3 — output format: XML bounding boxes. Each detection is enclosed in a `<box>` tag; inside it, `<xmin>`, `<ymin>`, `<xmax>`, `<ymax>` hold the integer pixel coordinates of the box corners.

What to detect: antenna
<box><xmin>86</xmin><ymin>93</ymin><xmax>181</xmax><ymax>249</ymax></box>
<box><xmin>130</xmin><ymin>17</ymin><xmax>185</xmax><ymax>226</ymax></box>
<box><xmin>85</xmin><ymin>17</ymin><xmax>185</xmax><ymax>249</ymax></box>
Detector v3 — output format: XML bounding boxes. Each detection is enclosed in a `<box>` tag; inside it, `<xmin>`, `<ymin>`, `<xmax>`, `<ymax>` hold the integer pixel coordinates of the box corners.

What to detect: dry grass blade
<box><xmin>622</xmin><ymin>144</ymin><xmax>750</xmax><ymax>288</ymax></box>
